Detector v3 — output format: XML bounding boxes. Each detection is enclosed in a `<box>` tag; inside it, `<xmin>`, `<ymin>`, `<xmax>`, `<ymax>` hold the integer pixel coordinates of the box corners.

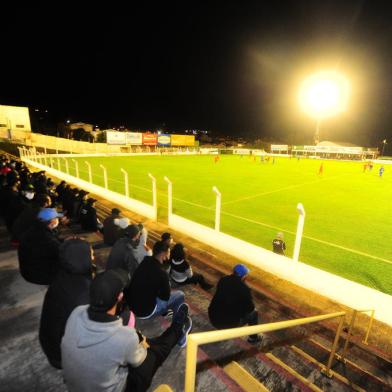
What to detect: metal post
<box><xmin>71</xmin><ymin>159</ymin><xmax>79</xmax><ymax>178</ymax></box>
<box><xmin>314</xmin><ymin>119</ymin><xmax>321</xmax><ymax>145</ymax></box>
<box><xmin>184</xmin><ymin>337</ymin><xmax>198</xmax><ymax>392</ymax></box>
<box><xmin>322</xmin><ymin>315</ymin><xmax>345</xmax><ymax>377</ymax></box>
<box><xmin>85</xmin><ymin>161</ymin><xmax>93</xmax><ymax>183</ymax></box>
<box><xmin>62</xmin><ymin>157</ymin><xmax>69</xmax><ymax>174</ymax></box>
<box><xmin>148</xmin><ymin>173</ymin><xmax>157</xmax><ymax>221</ymax></box>
<box><xmin>340</xmin><ymin>310</ymin><xmax>357</xmax><ymax>361</ymax></box>
<box><xmin>363</xmin><ymin>310</ymin><xmax>375</xmax><ymax>345</ymax></box>
<box><xmin>120</xmin><ymin>168</ymin><xmax>129</xmax><ymax>198</ymax></box>
<box><xmin>293</xmin><ymin>203</ymin><xmax>306</xmax><ymax>262</ymax></box>
<box><xmin>164</xmin><ymin>176</ymin><xmax>173</xmax><ymax>224</ymax></box>
<box><xmin>50</xmin><ymin>155</ymin><xmax>54</xmax><ymax>167</ymax></box>
<box><xmin>100</xmin><ymin>164</ymin><xmax>108</xmax><ymax>189</ymax></box>
<box><xmin>44</xmin><ymin>146</ymin><xmax>47</xmax><ymax>156</ymax></box>
<box><xmin>212</xmin><ymin>186</ymin><xmax>221</xmax><ymax>231</ymax></box>
<box><xmin>57</xmin><ymin>157</ymin><xmax>61</xmax><ymax>170</ymax></box>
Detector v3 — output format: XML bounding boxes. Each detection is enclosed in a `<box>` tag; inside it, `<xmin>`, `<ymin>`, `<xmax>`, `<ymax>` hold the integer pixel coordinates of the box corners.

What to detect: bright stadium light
<box><xmin>299</xmin><ymin>70</ymin><xmax>350</xmax><ymax>144</ymax></box>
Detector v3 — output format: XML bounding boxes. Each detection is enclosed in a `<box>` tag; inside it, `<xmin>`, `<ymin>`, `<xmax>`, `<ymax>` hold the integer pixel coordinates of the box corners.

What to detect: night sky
<box><xmin>2</xmin><ymin>1</ymin><xmax>392</xmax><ymax>148</ymax></box>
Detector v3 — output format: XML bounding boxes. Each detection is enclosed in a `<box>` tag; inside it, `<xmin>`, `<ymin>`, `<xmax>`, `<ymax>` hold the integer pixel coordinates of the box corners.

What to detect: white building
<box><xmin>0</xmin><ymin>105</ymin><xmax>31</xmax><ymax>132</ymax></box>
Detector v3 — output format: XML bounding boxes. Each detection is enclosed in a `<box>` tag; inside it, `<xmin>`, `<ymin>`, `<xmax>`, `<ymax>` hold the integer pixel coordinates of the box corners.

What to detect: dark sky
<box><xmin>2</xmin><ymin>1</ymin><xmax>392</xmax><ymax>147</ymax></box>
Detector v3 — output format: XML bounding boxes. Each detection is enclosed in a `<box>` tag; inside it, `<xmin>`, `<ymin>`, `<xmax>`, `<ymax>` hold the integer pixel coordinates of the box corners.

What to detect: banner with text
<box><xmin>126</xmin><ymin>132</ymin><xmax>143</xmax><ymax>145</ymax></box>
<box><xmin>106</xmin><ymin>131</ymin><xmax>126</xmax><ymax>145</ymax></box>
<box><xmin>158</xmin><ymin>134</ymin><xmax>171</xmax><ymax>146</ymax></box>
<box><xmin>170</xmin><ymin>134</ymin><xmax>195</xmax><ymax>146</ymax></box>
<box><xmin>142</xmin><ymin>133</ymin><xmax>158</xmax><ymax>145</ymax></box>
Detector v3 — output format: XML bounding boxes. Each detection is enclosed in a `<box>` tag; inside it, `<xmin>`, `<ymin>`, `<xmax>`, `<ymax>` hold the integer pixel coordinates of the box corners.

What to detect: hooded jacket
<box><xmin>61</xmin><ymin>305</ymin><xmax>146</xmax><ymax>392</ymax></box>
<box><xmin>39</xmin><ymin>239</ymin><xmax>93</xmax><ymax>368</ymax></box>
<box><xmin>18</xmin><ymin>219</ymin><xmax>61</xmax><ymax>284</ymax></box>
<box><xmin>106</xmin><ymin>237</ymin><xmax>139</xmax><ymax>277</ymax></box>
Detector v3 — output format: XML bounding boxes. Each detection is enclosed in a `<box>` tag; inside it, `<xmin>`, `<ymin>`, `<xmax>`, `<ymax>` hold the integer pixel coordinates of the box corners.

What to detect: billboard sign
<box><xmin>126</xmin><ymin>132</ymin><xmax>142</xmax><ymax>145</ymax></box>
<box><xmin>142</xmin><ymin>133</ymin><xmax>158</xmax><ymax>145</ymax></box>
<box><xmin>170</xmin><ymin>134</ymin><xmax>195</xmax><ymax>146</ymax></box>
<box><xmin>158</xmin><ymin>134</ymin><xmax>171</xmax><ymax>146</ymax></box>
<box><xmin>106</xmin><ymin>131</ymin><xmax>126</xmax><ymax>145</ymax></box>
<box><xmin>271</xmin><ymin>144</ymin><xmax>288</xmax><ymax>151</ymax></box>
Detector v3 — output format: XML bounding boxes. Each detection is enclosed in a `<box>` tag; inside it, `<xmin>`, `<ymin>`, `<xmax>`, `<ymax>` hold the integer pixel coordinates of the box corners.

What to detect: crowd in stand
<box><xmin>0</xmin><ymin>154</ymin><xmax>261</xmax><ymax>392</ymax></box>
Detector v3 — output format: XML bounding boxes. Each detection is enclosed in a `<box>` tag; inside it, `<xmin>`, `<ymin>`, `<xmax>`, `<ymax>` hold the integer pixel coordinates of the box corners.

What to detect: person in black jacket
<box><xmin>103</xmin><ymin>207</ymin><xmax>122</xmax><ymax>246</ymax></box>
<box><xmin>80</xmin><ymin>198</ymin><xmax>103</xmax><ymax>232</ymax></box>
<box><xmin>169</xmin><ymin>243</ymin><xmax>213</xmax><ymax>290</ymax></box>
<box><xmin>126</xmin><ymin>241</ymin><xmax>185</xmax><ymax>320</ymax></box>
<box><xmin>18</xmin><ymin>208</ymin><xmax>63</xmax><ymax>285</ymax></box>
<box><xmin>208</xmin><ymin>264</ymin><xmax>261</xmax><ymax>344</ymax></box>
<box><xmin>12</xmin><ymin>193</ymin><xmax>52</xmax><ymax>242</ymax></box>
<box><xmin>39</xmin><ymin>238</ymin><xmax>95</xmax><ymax>369</ymax></box>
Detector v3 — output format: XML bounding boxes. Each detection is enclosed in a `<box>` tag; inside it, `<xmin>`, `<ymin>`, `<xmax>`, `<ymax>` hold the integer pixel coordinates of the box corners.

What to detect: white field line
<box><xmin>220</xmin><ymin>173</ymin><xmax>352</xmax><ymax>207</ymax></box>
<box><xmin>220</xmin><ymin>210</ymin><xmax>392</xmax><ymax>266</ymax></box>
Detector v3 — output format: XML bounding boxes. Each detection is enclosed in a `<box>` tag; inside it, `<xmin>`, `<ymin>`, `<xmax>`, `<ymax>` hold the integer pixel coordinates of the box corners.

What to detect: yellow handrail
<box><xmin>339</xmin><ymin>308</ymin><xmax>375</xmax><ymax>362</ymax></box>
<box><xmin>185</xmin><ymin>311</ymin><xmax>346</xmax><ymax>391</ymax></box>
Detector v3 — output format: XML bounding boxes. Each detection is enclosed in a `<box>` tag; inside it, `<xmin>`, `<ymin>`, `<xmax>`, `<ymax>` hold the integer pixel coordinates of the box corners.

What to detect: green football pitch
<box><xmin>67</xmin><ymin>154</ymin><xmax>392</xmax><ymax>295</ymax></box>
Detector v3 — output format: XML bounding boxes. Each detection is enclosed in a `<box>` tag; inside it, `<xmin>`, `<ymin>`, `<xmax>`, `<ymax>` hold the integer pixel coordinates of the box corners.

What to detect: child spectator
<box><xmin>169</xmin><ymin>243</ymin><xmax>213</xmax><ymax>290</ymax></box>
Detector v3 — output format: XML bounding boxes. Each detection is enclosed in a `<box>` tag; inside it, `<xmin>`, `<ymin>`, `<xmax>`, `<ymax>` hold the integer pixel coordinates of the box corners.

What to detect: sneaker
<box><xmin>162</xmin><ymin>309</ymin><xmax>174</xmax><ymax>319</ymax></box>
<box><xmin>172</xmin><ymin>303</ymin><xmax>189</xmax><ymax>326</ymax></box>
<box><xmin>178</xmin><ymin>315</ymin><xmax>192</xmax><ymax>348</ymax></box>
<box><xmin>247</xmin><ymin>335</ymin><xmax>262</xmax><ymax>344</ymax></box>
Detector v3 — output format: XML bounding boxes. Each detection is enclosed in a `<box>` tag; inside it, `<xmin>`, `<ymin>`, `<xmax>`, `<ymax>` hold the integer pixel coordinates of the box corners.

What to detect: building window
<box><xmin>16</xmin><ymin>125</ymin><xmax>25</xmax><ymax>128</ymax></box>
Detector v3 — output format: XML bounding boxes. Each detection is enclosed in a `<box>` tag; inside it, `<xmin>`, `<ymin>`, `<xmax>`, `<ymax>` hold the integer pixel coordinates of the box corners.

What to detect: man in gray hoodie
<box><xmin>61</xmin><ymin>269</ymin><xmax>192</xmax><ymax>392</ymax></box>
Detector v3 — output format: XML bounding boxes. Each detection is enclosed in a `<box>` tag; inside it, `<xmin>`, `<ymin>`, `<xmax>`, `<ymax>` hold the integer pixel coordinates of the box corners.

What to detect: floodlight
<box><xmin>299</xmin><ymin>71</ymin><xmax>350</xmax><ymax>119</ymax></box>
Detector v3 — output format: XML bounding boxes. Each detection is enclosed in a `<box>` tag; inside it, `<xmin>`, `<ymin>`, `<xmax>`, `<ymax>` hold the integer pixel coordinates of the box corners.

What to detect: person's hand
<box><xmin>144</xmin><ymin>244</ymin><xmax>151</xmax><ymax>252</ymax></box>
<box><xmin>141</xmin><ymin>335</ymin><xmax>150</xmax><ymax>349</ymax></box>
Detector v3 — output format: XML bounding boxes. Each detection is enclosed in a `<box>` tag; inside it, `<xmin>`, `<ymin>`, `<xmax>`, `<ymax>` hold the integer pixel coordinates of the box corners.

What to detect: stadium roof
<box><xmin>318</xmin><ymin>141</ymin><xmax>360</xmax><ymax>148</ymax></box>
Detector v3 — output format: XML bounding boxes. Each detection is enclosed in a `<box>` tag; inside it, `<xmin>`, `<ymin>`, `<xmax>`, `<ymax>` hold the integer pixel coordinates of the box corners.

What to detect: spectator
<box><xmin>0</xmin><ymin>178</ymin><xmax>20</xmax><ymax>220</ymax></box>
<box><xmin>5</xmin><ymin>183</ymin><xmax>35</xmax><ymax>232</ymax></box>
<box><xmin>39</xmin><ymin>238</ymin><xmax>95</xmax><ymax>369</ymax></box>
<box><xmin>80</xmin><ymin>197</ymin><xmax>103</xmax><ymax>232</ymax></box>
<box><xmin>106</xmin><ymin>224</ymin><xmax>140</xmax><ymax>277</ymax></box>
<box><xmin>126</xmin><ymin>241</ymin><xmax>185</xmax><ymax>320</ymax></box>
<box><xmin>169</xmin><ymin>243</ymin><xmax>213</xmax><ymax>290</ymax></box>
<box><xmin>12</xmin><ymin>193</ymin><xmax>52</xmax><ymax>242</ymax></box>
<box><xmin>18</xmin><ymin>208</ymin><xmax>63</xmax><ymax>285</ymax></box>
<box><xmin>103</xmin><ymin>207</ymin><xmax>122</xmax><ymax>246</ymax></box>
<box><xmin>161</xmin><ymin>232</ymin><xmax>173</xmax><ymax>247</ymax></box>
<box><xmin>272</xmin><ymin>232</ymin><xmax>286</xmax><ymax>255</ymax></box>
<box><xmin>208</xmin><ymin>264</ymin><xmax>261</xmax><ymax>344</ymax></box>
<box><xmin>133</xmin><ymin>223</ymin><xmax>152</xmax><ymax>264</ymax></box>
<box><xmin>61</xmin><ymin>270</ymin><xmax>192</xmax><ymax>392</ymax></box>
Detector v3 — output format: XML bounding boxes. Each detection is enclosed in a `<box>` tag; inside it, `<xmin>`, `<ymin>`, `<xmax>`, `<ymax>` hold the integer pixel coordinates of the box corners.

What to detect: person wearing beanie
<box><xmin>103</xmin><ymin>207</ymin><xmax>123</xmax><ymax>246</ymax></box>
<box><xmin>80</xmin><ymin>197</ymin><xmax>103</xmax><ymax>232</ymax></box>
<box><xmin>272</xmin><ymin>232</ymin><xmax>286</xmax><ymax>255</ymax></box>
<box><xmin>18</xmin><ymin>208</ymin><xmax>63</xmax><ymax>285</ymax></box>
<box><xmin>169</xmin><ymin>243</ymin><xmax>213</xmax><ymax>290</ymax></box>
<box><xmin>126</xmin><ymin>241</ymin><xmax>185</xmax><ymax>320</ymax></box>
<box><xmin>39</xmin><ymin>238</ymin><xmax>95</xmax><ymax>369</ymax></box>
<box><xmin>61</xmin><ymin>270</ymin><xmax>192</xmax><ymax>392</ymax></box>
<box><xmin>106</xmin><ymin>224</ymin><xmax>141</xmax><ymax>277</ymax></box>
<box><xmin>208</xmin><ymin>264</ymin><xmax>261</xmax><ymax>344</ymax></box>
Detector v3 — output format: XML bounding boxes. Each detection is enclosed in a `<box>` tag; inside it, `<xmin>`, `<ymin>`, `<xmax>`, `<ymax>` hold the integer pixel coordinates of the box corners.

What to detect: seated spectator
<box><xmin>106</xmin><ymin>224</ymin><xmax>140</xmax><ymax>277</ymax></box>
<box><xmin>0</xmin><ymin>178</ymin><xmax>20</xmax><ymax>223</ymax></box>
<box><xmin>161</xmin><ymin>232</ymin><xmax>173</xmax><ymax>247</ymax></box>
<box><xmin>272</xmin><ymin>232</ymin><xmax>286</xmax><ymax>255</ymax></box>
<box><xmin>80</xmin><ymin>197</ymin><xmax>103</xmax><ymax>232</ymax></box>
<box><xmin>169</xmin><ymin>243</ymin><xmax>213</xmax><ymax>290</ymax></box>
<box><xmin>12</xmin><ymin>193</ymin><xmax>52</xmax><ymax>242</ymax></box>
<box><xmin>126</xmin><ymin>241</ymin><xmax>185</xmax><ymax>320</ymax></box>
<box><xmin>5</xmin><ymin>183</ymin><xmax>35</xmax><ymax>233</ymax></box>
<box><xmin>208</xmin><ymin>264</ymin><xmax>261</xmax><ymax>344</ymax></box>
<box><xmin>103</xmin><ymin>207</ymin><xmax>122</xmax><ymax>246</ymax></box>
<box><xmin>61</xmin><ymin>270</ymin><xmax>192</xmax><ymax>392</ymax></box>
<box><xmin>133</xmin><ymin>223</ymin><xmax>152</xmax><ymax>264</ymax></box>
<box><xmin>18</xmin><ymin>208</ymin><xmax>63</xmax><ymax>285</ymax></box>
<box><xmin>39</xmin><ymin>238</ymin><xmax>95</xmax><ymax>369</ymax></box>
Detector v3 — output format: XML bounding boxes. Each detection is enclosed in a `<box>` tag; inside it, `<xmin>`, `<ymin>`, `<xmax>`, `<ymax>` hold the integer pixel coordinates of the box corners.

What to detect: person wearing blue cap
<box><xmin>208</xmin><ymin>263</ymin><xmax>261</xmax><ymax>344</ymax></box>
<box><xmin>18</xmin><ymin>208</ymin><xmax>64</xmax><ymax>284</ymax></box>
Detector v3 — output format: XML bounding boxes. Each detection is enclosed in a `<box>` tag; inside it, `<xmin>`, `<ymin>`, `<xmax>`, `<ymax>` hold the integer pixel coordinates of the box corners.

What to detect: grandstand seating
<box><xmin>0</xmin><ymin>151</ymin><xmax>391</xmax><ymax>391</ymax></box>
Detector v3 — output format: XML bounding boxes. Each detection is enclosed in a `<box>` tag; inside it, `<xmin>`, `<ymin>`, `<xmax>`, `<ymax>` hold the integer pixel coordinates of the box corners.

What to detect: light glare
<box><xmin>299</xmin><ymin>71</ymin><xmax>350</xmax><ymax>119</ymax></box>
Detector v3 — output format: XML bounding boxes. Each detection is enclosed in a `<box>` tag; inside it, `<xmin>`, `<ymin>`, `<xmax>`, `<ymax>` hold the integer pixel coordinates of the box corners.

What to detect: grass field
<box><xmin>65</xmin><ymin>154</ymin><xmax>392</xmax><ymax>295</ymax></box>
